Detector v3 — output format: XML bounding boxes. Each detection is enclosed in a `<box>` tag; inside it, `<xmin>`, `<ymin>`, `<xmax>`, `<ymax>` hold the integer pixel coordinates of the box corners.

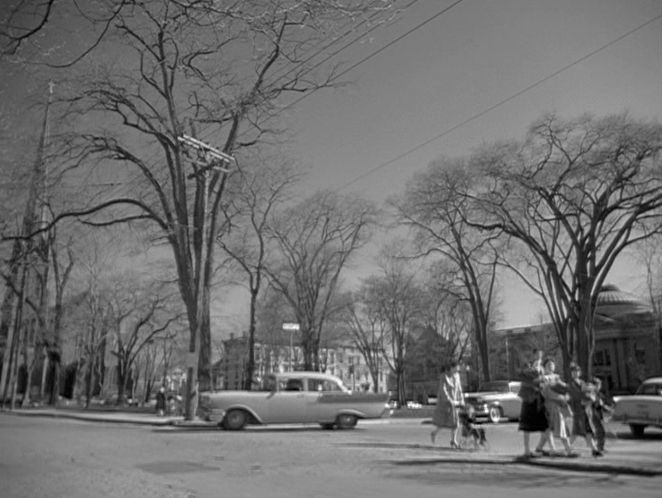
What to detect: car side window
<box><xmin>284</xmin><ymin>379</ymin><xmax>304</xmax><ymax>391</ymax></box>
<box><xmin>307</xmin><ymin>379</ymin><xmax>342</xmax><ymax>392</ymax></box>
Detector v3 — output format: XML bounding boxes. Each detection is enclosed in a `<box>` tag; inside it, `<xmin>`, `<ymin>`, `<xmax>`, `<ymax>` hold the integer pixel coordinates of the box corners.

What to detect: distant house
<box><xmin>489</xmin><ymin>285</ymin><xmax>661</xmax><ymax>394</ymax></box>
<box><xmin>212</xmin><ymin>331</ymin><xmax>391</xmax><ymax>393</ymax></box>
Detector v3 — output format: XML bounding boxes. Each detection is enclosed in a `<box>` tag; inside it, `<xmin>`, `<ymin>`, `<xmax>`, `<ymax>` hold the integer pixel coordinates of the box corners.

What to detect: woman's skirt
<box><xmin>546</xmin><ymin>401</ymin><xmax>571</xmax><ymax>438</ymax></box>
<box><xmin>518</xmin><ymin>395</ymin><xmax>548</xmax><ymax>432</ymax></box>
<box><xmin>432</xmin><ymin>400</ymin><xmax>459</xmax><ymax>429</ymax></box>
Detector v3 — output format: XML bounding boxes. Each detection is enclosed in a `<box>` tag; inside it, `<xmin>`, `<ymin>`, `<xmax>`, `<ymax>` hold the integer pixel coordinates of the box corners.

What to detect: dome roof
<box><xmin>595</xmin><ymin>285</ymin><xmax>652</xmax><ymax>319</ymax></box>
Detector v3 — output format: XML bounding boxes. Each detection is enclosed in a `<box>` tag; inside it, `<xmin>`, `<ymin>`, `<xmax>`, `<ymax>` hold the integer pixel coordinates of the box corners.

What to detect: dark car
<box><xmin>464</xmin><ymin>380</ymin><xmax>522</xmax><ymax>423</ymax></box>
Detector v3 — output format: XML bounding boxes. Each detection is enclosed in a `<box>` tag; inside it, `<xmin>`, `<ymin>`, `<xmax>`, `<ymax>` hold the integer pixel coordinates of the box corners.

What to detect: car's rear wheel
<box><xmin>336</xmin><ymin>414</ymin><xmax>358</xmax><ymax>429</ymax></box>
<box><xmin>488</xmin><ymin>406</ymin><xmax>503</xmax><ymax>424</ymax></box>
<box><xmin>629</xmin><ymin>424</ymin><xmax>646</xmax><ymax>437</ymax></box>
<box><xmin>223</xmin><ymin>409</ymin><xmax>248</xmax><ymax>430</ymax></box>
<box><xmin>320</xmin><ymin>423</ymin><xmax>335</xmax><ymax>430</ymax></box>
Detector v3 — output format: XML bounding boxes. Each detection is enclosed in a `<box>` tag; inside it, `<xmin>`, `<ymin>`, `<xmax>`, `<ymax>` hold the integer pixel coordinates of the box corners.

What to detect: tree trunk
<box><xmin>243</xmin><ymin>289</ymin><xmax>258</xmax><ymax>390</ymax></box>
<box><xmin>116</xmin><ymin>361</ymin><xmax>126</xmax><ymax>406</ymax></box>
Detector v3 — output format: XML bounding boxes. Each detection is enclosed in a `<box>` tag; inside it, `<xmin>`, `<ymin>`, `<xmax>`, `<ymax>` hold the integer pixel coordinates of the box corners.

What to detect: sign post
<box><xmin>282</xmin><ymin>323</ymin><xmax>300</xmax><ymax>372</ymax></box>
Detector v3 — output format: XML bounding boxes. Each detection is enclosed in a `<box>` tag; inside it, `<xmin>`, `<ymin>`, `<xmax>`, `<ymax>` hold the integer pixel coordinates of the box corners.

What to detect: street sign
<box><xmin>282</xmin><ymin>323</ymin><xmax>300</xmax><ymax>331</ymax></box>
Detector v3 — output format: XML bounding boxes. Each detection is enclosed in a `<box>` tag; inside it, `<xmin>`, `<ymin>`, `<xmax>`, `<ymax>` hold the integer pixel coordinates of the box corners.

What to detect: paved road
<box><xmin>1</xmin><ymin>415</ymin><xmax>660</xmax><ymax>498</ymax></box>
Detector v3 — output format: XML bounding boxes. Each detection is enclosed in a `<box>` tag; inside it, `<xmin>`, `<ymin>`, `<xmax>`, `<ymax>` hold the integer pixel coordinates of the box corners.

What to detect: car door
<box><xmin>306</xmin><ymin>377</ymin><xmax>347</xmax><ymax>423</ymax></box>
<box><xmin>264</xmin><ymin>377</ymin><xmax>316</xmax><ymax>424</ymax></box>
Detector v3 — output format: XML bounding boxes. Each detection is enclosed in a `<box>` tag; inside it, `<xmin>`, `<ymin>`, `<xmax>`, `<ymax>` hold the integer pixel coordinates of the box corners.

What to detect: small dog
<box><xmin>459</xmin><ymin>405</ymin><xmax>487</xmax><ymax>449</ymax></box>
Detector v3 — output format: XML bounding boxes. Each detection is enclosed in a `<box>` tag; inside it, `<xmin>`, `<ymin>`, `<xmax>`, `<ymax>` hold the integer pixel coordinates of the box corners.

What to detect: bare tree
<box><xmin>467</xmin><ymin>113</ymin><xmax>662</xmax><ymax>377</ymax></box>
<box><xmin>44</xmin><ymin>0</ymin><xmax>397</xmax><ymax>419</ymax></box>
<box><xmin>218</xmin><ymin>153</ymin><xmax>302</xmax><ymax>389</ymax></box>
<box><xmin>339</xmin><ymin>289</ymin><xmax>388</xmax><ymax>392</ymax></box>
<box><xmin>43</xmin><ymin>227</ymin><xmax>75</xmax><ymax>404</ymax></box>
<box><xmin>360</xmin><ymin>247</ymin><xmax>424</xmax><ymax>406</ymax></box>
<box><xmin>266</xmin><ymin>190</ymin><xmax>375</xmax><ymax>370</ymax></box>
<box><xmin>419</xmin><ymin>263</ymin><xmax>473</xmax><ymax>363</ymax></box>
<box><xmin>105</xmin><ymin>276</ymin><xmax>184</xmax><ymax>405</ymax></box>
<box><xmin>394</xmin><ymin>157</ymin><xmax>501</xmax><ymax>382</ymax></box>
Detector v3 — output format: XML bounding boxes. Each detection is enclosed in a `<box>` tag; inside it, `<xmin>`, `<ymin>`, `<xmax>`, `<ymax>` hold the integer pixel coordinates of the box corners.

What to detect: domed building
<box><xmin>592</xmin><ymin>285</ymin><xmax>660</xmax><ymax>393</ymax></box>
<box><xmin>488</xmin><ymin>285</ymin><xmax>661</xmax><ymax>394</ymax></box>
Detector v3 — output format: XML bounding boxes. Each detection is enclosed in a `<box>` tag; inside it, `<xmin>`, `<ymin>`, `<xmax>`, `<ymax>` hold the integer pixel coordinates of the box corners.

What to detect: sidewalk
<box><xmin>4</xmin><ymin>407</ymin><xmax>196</xmax><ymax>427</ymax></box>
<box><xmin>4</xmin><ymin>408</ymin><xmax>661</xmax><ymax>476</ymax></box>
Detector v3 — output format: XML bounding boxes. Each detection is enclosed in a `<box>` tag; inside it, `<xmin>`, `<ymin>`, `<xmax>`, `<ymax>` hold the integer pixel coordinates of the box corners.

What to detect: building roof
<box><xmin>594</xmin><ymin>284</ymin><xmax>653</xmax><ymax>319</ymax></box>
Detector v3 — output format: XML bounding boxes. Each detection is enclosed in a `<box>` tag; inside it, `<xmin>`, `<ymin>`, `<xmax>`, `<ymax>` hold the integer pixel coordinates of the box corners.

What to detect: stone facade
<box><xmin>489</xmin><ymin>285</ymin><xmax>661</xmax><ymax>394</ymax></box>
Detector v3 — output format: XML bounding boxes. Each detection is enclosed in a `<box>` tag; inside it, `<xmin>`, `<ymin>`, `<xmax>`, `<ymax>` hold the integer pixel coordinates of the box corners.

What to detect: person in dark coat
<box><xmin>590</xmin><ymin>377</ymin><xmax>612</xmax><ymax>453</ymax></box>
<box><xmin>517</xmin><ymin>349</ymin><xmax>548</xmax><ymax>459</ymax></box>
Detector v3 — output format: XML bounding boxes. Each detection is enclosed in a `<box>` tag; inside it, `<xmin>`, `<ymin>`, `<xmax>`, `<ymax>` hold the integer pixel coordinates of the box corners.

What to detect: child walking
<box><xmin>591</xmin><ymin>377</ymin><xmax>612</xmax><ymax>453</ymax></box>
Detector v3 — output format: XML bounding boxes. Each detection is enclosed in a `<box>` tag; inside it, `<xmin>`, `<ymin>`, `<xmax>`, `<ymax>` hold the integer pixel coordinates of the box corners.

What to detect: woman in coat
<box><xmin>430</xmin><ymin>361</ymin><xmax>464</xmax><ymax>448</ymax></box>
<box><xmin>517</xmin><ymin>349</ymin><xmax>548</xmax><ymax>458</ymax></box>
<box><xmin>540</xmin><ymin>358</ymin><xmax>576</xmax><ymax>457</ymax></box>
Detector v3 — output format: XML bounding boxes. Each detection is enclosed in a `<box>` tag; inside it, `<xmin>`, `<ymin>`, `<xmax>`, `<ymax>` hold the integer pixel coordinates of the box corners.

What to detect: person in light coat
<box><xmin>430</xmin><ymin>361</ymin><xmax>464</xmax><ymax>448</ymax></box>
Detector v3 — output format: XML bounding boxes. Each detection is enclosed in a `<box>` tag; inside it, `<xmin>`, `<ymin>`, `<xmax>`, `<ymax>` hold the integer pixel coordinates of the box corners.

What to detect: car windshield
<box><xmin>478</xmin><ymin>382</ymin><xmax>509</xmax><ymax>393</ymax></box>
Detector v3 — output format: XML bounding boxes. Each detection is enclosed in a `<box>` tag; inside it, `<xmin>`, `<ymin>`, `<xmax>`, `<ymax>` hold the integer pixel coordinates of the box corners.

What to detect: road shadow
<box><xmin>614</xmin><ymin>429</ymin><xmax>662</xmax><ymax>441</ymax></box>
<box><xmin>152</xmin><ymin>424</ymin><xmax>370</xmax><ymax>434</ymax></box>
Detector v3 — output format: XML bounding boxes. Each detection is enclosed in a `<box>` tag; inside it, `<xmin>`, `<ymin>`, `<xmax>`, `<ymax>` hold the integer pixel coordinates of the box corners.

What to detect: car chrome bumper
<box><xmin>197</xmin><ymin>406</ymin><xmax>225</xmax><ymax>424</ymax></box>
<box><xmin>465</xmin><ymin>403</ymin><xmax>490</xmax><ymax>416</ymax></box>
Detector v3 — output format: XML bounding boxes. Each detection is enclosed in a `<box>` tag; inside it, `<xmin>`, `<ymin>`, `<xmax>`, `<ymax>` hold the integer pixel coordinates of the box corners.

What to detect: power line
<box><xmin>334</xmin><ymin>11</ymin><xmax>662</xmax><ymax>192</ymax></box>
<box><xmin>80</xmin><ymin>2</ymin><xmax>424</xmax><ymax>206</ymax></box>
<box><xmin>193</xmin><ymin>0</ymin><xmax>426</xmax><ymax>147</ymax></box>
<box><xmin>262</xmin><ymin>0</ymin><xmax>421</xmax><ymax>92</ymax></box>
<box><xmin>257</xmin><ymin>0</ymin><xmax>465</xmax><ymax>123</ymax></box>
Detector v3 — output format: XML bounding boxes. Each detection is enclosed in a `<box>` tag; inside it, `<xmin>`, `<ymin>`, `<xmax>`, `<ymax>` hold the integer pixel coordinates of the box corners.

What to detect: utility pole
<box><xmin>177</xmin><ymin>133</ymin><xmax>234</xmax><ymax>420</ymax></box>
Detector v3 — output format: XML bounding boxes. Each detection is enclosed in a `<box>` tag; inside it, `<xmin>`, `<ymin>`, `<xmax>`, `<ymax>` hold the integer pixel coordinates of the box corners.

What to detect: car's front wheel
<box><xmin>223</xmin><ymin>409</ymin><xmax>248</xmax><ymax>430</ymax></box>
<box><xmin>629</xmin><ymin>424</ymin><xmax>646</xmax><ymax>437</ymax></box>
<box><xmin>488</xmin><ymin>406</ymin><xmax>503</xmax><ymax>424</ymax></box>
<box><xmin>336</xmin><ymin>414</ymin><xmax>358</xmax><ymax>429</ymax></box>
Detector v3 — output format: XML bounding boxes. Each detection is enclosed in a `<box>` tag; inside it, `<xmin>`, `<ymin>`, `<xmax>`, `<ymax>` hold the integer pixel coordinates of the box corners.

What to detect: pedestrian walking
<box><xmin>567</xmin><ymin>363</ymin><xmax>602</xmax><ymax>457</ymax></box>
<box><xmin>430</xmin><ymin>361</ymin><xmax>464</xmax><ymax>448</ymax></box>
<box><xmin>516</xmin><ymin>349</ymin><xmax>548</xmax><ymax>459</ymax></box>
<box><xmin>155</xmin><ymin>386</ymin><xmax>166</xmax><ymax>417</ymax></box>
<box><xmin>591</xmin><ymin>377</ymin><xmax>612</xmax><ymax>453</ymax></box>
<box><xmin>540</xmin><ymin>358</ymin><xmax>577</xmax><ymax>457</ymax></box>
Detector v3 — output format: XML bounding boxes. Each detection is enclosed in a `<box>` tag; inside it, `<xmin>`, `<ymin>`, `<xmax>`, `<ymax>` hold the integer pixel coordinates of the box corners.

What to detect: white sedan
<box><xmin>464</xmin><ymin>380</ymin><xmax>522</xmax><ymax>423</ymax></box>
<box><xmin>612</xmin><ymin>377</ymin><xmax>662</xmax><ymax>437</ymax></box>
<box><xmin>198</xmin><ymin>372</ymin><xmax>389</xmax><ymax>430</ymax></box>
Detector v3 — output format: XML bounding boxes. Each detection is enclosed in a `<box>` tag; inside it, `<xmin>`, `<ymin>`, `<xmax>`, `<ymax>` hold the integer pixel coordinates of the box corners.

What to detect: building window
<box><xmin>594</xmin><ymin>349</ymin><xmax>611</xmax><ymax>366</ymax></box>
